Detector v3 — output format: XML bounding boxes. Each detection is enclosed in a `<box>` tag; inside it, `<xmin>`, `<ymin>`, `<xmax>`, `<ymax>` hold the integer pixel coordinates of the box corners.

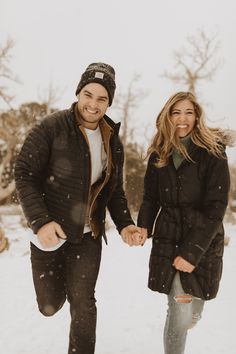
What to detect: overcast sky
<box><xmin>1</xmin><ymin>0</ymin><xmax>236</xmax><ymax>159</ymax></box>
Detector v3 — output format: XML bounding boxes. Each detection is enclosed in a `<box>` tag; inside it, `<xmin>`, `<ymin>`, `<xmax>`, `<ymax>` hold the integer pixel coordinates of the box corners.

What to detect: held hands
<box><xmin>120</xmin><ymin>225</ymin><xmax>148</xmax><ymax>246</ymax></box>
<box><xmin>173</xmin><ymin>256</ymin><xmax>195</xmax><ymax>273</ymax></box>
<box><xmin>37</xmin><ymin>221</ymin><xmax>67</xmax><ymax>249</ymax></box>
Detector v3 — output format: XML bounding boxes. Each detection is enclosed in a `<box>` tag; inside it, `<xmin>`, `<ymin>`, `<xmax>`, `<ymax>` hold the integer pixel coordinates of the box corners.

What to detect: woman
<box><xmin>138</xmin><ymin>92</ymin><xmax>230</xmax><ymax>353</ymax></box>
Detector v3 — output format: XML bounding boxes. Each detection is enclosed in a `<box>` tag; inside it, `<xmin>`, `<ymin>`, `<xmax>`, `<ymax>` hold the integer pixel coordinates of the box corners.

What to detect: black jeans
<box><xmin>30</xmin><ymin>234</ymin><xmax>102</xmax><ymax>354</ymax></box>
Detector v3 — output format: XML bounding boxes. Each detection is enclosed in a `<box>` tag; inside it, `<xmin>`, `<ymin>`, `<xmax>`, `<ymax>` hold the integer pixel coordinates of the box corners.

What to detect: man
<box><xmin>14</xmin><ymin>62</ymin><xmax>141</xmax><ymax>354</ymax></box>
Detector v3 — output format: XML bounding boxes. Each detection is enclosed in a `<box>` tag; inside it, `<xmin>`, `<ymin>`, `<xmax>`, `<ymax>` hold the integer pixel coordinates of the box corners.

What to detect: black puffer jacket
<box><xmin>138</xmin><ymin>142</ymin><xmax>230</xmax><ymax>300</ymax></box>
<box><xmin>15</xmin><ymin>104</ymin><xmax>134</xmax><ymax>243</ymax></box>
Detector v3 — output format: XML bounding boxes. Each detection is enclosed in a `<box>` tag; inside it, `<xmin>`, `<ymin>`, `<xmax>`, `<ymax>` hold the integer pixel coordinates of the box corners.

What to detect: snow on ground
<box><xmin>0</xmin><ymin>208</ymin><xmax>236</xmax><ymax>354</ymax></box>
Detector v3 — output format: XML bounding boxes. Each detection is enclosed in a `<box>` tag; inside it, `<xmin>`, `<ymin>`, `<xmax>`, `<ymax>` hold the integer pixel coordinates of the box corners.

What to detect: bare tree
<box><xmin>38</xmin><ymin>80</ymin><xmax>63</xmax><ymax>115</ymax></box>
<box><xmin>114</xmin><ymin>74</ymin><xmax>147</xmax><ymax>147</ymax></box>
<box><xmin>162</xmin><ymin>30</ymin><xmax>221</xmax><ymax>95</ymax></box>
<box><xmin>0</xmin><ymin>38</ymin><xmax>19</xmax><ymax>107</ymax></box>
<box><xmin>0</xmin><ymin>127</ymin><xmax>17</xmax><ymax>201</ymax></box>
<box><xmin>0</xmin><ymin>102</ymin><xmax>52</xmax><ymax>204</ymax></box>
<box><xmin>113</xmin><ymin>74</ymin><xmax>147</xmax><ymax>191</ymax></box>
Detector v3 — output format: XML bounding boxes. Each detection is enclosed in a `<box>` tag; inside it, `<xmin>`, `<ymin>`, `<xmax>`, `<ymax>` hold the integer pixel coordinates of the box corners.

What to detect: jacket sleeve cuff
<box><xmin>117</xmin><ymin>220</ymin><xmax>135</xmax><ymax>234</ymax></box>
<box><xmin>30</xmin><ymin>216</ymin><xmax>54</xmax><ymax>234</ymax></box>
<box><xmin>179</xmin><ymin>241</ymin><xmax>205</xmax><ymax>267</ymax></box>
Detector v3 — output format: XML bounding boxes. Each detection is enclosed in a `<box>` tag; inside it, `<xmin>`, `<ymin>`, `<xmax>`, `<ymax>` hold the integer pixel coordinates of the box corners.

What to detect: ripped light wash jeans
<box><xmin>164</xmin><ymin>272</ymin><xmax>205</xmax><ymax>354</ymax></box>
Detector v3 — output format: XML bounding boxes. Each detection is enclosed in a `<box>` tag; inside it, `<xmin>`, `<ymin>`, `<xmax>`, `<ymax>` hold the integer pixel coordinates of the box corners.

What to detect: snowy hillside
<box><xmin>0</xmin><ymin>208</ymin><xmax>236</xmax><ymax>354</ymax></box>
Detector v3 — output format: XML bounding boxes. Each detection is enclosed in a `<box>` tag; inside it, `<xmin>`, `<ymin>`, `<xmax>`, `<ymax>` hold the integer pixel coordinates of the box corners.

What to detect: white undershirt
<box><xmin>84</xmin><ymin>126</ymin><xmax>107</xmax><ymax>186</ymax></box>
<box><xmin>29</xmin><ymin>125</ymin><xmax>107</xmax><ymax>251</ymax></box>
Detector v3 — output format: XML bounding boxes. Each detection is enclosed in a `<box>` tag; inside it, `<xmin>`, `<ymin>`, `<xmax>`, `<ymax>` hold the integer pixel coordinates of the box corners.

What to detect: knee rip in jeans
<box><xmin>174</xmin><ymin>294</ymin><xmax>193</xmax><ymax>303</ymax></box>
<box><xmin>188</xmin><ymin>313</ymin><xmax>202</xmax><ymax>329</ymax></box>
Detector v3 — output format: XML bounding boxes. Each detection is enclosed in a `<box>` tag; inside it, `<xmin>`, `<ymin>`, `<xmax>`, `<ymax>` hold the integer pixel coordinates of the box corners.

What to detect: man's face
<box><xmin>77</xmin><ymin>83</ymin><xmax>109</xmax><ymax>130</ymax></box>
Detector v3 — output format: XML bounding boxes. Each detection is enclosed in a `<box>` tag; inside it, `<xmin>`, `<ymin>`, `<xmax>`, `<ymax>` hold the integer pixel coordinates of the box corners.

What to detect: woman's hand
<box><xmin>173</xmin><ymin>256</ymin><xmax>195</xmax><ymax>273</ymax></box>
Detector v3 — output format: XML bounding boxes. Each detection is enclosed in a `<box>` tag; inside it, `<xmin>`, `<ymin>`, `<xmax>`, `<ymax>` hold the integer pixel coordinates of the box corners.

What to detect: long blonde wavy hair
<box><xmin>147</xmin><ymin>92</ymin><xmax>225</xmax><ymax>167</ymax></box>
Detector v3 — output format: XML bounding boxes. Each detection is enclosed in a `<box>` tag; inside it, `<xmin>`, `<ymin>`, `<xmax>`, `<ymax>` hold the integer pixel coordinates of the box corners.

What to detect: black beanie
<box><xmin>75</xmin><ymin>62</ymin><xmax>116</xmax><ymax>106</ymax></box>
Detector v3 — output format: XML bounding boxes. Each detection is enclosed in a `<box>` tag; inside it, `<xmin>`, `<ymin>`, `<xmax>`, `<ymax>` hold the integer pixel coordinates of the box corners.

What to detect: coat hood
<box><xmin>218</xmin><ymin>128</ymin><xmax>236</xmax><ymax>147</ymax></box>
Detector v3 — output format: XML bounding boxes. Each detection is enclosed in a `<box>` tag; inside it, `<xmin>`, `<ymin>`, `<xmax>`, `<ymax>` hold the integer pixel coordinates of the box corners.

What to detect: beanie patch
<box><xmin>95</xmin><ymin>72</ymin><xmax>104</xmax><ymax>79</ymax></box>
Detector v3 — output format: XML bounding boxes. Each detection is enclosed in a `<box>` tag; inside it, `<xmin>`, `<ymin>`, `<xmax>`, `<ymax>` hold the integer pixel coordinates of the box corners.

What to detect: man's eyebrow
<box><xmin>83</xmin><ymin>89</ymin><xmax>92</xmax><ymax>95</ymax></box>
<box><xmin>98</xmin><ymin>95</ymin><xmax>108</xmax><ymax>100</ymax></box>
<box><xmin>83</xmin><ymin>90</ymin><xmax>108</xmax><ymax>100</ymax></box>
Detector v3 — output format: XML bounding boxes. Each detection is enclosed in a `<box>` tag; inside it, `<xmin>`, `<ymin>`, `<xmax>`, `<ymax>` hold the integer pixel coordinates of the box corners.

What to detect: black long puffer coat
<box><xmin>138</xmin><ymin>142</ymin><xmax>230</xmax><ymax>300</ymax></box>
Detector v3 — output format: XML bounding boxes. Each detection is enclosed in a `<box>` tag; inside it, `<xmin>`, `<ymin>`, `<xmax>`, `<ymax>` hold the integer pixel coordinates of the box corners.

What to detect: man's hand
<box><xmin>120</xmin><ymin>225</ymin><xmax>142</xmax><ymax>246</ymax></box>
<box><xmin>173</xmin><ymin>256</ymin><xmax>195</xmax><ymax>273</ymax></box>
<box><xmin>140</xmin><ymin>228</ymin><xmax>148</xmax><ymax>246</ymax></box>
<box><xmin>37</xmin><ymin>221</ymin><xmax>67</xmax><ymax>249</ymax></box>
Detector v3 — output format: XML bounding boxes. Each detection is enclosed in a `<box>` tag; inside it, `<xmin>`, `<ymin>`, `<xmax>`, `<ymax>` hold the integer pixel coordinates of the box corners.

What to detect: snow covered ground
<box><xmin>0</xmin><ymin>209</ymin><xmax>236</xmax><ymax>354</ymax></box>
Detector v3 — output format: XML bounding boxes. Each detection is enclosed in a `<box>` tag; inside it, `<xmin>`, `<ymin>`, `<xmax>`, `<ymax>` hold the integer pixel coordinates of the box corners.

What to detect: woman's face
<box><xmin>170</xmin><ymin>99</ymin><xmax>196</xmax><ymax>138</ymax></box>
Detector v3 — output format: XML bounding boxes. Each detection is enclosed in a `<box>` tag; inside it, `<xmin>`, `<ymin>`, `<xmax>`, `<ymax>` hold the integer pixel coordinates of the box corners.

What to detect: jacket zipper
<box><xmin>151</xmin><ymin>206</ymin><xmax>162</xmax><ymax>235</ymax></box>
<box><xmin>88</xmin><ymin>131</ymin><xmax>112</xmax><ymax>238</ymax></box>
